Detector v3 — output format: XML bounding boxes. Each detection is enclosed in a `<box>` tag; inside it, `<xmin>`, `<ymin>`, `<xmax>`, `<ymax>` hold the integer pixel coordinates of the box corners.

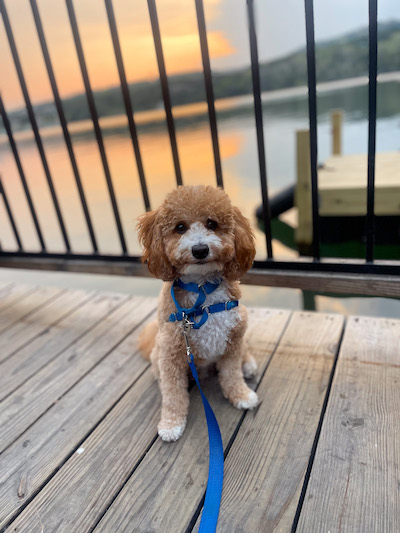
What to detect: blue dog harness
<box><xmin>168</xmin><ymin>278</ymin><xmax>239</xmax><ymax>328</ymax></box>
<box><xmin>169</xmin><ymin>278</ymin><xmax>238</xmax><ymax>532</ymax></box>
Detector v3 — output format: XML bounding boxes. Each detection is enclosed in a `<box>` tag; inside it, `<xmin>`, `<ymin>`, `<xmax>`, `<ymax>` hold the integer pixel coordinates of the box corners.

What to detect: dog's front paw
<box><xmin>158</xmin><ymin>419</ymin><xmax>186</xmax><ymax>442</ymax></box>
<box><xmin>234</xmin><ymin>389</ymin><xmax>259</xmax><ymax>410</ymax></box>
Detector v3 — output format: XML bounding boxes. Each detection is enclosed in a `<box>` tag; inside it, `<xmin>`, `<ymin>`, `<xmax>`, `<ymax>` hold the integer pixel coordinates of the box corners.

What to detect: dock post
<box><xmin>332</xmin><ymin>110</ymin><xmax>342</xmax><ymax>155</ymax></box>
<box><xmin>295</xmin><ymin>130</ymin><xmax>313</xmax><ymax>251</ymax></box>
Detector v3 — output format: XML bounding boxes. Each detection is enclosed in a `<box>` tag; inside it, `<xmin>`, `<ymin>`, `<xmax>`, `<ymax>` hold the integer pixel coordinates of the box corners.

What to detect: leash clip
<box><xmin>182</xmin><ymin>313</ymin><xmax>194</xmax><ymax>362</ymax></box>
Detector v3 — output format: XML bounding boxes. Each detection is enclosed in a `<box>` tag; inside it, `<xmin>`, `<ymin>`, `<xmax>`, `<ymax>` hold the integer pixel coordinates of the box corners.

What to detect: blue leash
<box><xmin>188</xmin><ymin>353</ymin><xmax>224</xmax><ymax>533</ymax></box>
<box><xmin>171</xmin><ymin>279</ymin><xmax>227</xmax><ymax>532</ymax></box>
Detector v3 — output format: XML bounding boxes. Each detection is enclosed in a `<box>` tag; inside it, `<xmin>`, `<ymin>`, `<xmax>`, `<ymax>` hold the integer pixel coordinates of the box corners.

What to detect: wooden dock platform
<box><xmin>0</xmin><ymin>282</ymin><xmax>399</xmax><ymax>532</ymax></box>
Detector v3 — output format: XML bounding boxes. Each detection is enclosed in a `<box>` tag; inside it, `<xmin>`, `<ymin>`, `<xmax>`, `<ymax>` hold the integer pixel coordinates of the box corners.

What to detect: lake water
<box><xmin>1</xmin><ymin>79</ymin><xmax>400</xmax><ymax>316</ymax></box>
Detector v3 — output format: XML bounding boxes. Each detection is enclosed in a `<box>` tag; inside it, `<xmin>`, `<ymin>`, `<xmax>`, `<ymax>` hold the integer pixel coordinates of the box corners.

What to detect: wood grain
<box><xmin>297</xmin><ymin>316</ymin><xmax>400</xmax><ymax>532</ymax></box>
<box><xmin>4</xmin><ymin>368</ymin><xmax>160</xmax><ymax>533</ymax></box>
<box><xmin>0</xmin><ymin>283</ymin><xmax>36</xmax><ymax>312</ymax></box>
<box><xmin>200</xmin><ymin>311</ymin><xmax>345</xmax><ymax>532</ymax></box>
<box><xmin>0</xmin><ymin>309</ymin><xmax>156</xmax><ymax>530</ymax></box>
<box><xmin>0</xmin><ymin>288</ymin><xmax>93</xmax><ymax>365</ymax></box>
<box><xmin>0</xmin><ymin>285</ymin><xmax>65</xmax><ymax>334</ymax></box>
<box><xmin>244</xmin><ymin>269</ymin><xmax>400</xmax><ymax>298</ymax></box>
<box><xmin>332</xmin><ymin>110</ymin><xmax>342</xmax><ymax>155</ymax></box>
<box><xmin>0</xmin><ymin>287</ymin><xmax>66</xmax><ymax>333</ymax></box>
<box><xmin>319</xmin><ymin>152</ymin><xmax>400</xmax><ymax>216</ymax></box>
<box><xmin>295</xmin><ymin>129</ymin><xmax>313</xmax><ymax>246</ymax></box>
<box><xmin>1</xmin><ymin>258</ymin><xmax>399</xmax><ymax>298</ymax></box>
<box><xmin>0</xmin><ymin>291</ymin><xmax>138</xmax><ymax>453</ymax></box>
<box><xmin>93</xmin><ymin>309</ymin><xmax>291</xmax><ymax>533</ymax></box>
<box><xmin>0</xmin><ymin>290</ymin><xmax>124</xmax><ymax>399</ymax></box>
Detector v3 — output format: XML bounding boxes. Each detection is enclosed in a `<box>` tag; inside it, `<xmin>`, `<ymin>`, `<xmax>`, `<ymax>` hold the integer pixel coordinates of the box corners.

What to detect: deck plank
<box><xmin>0</xmin><ymin>288</ymin><xmax>93</xmax><ymax>365</ymax></box>
<box><xmin>0</xmin><ymin>290</ymin><xmax>127</xmax><ymax>400</ymax></box>
<box><xmin>0</xmin><ymin>283</ymin><xmax>38</xmax><ymax>316</ymax></box>
<box><xmin>0</xmin><ymin>286</ymin><xmax>65</xmax><ymax>335</ymax></box>
<box><xmin>200</xmin><ymin>312</ymin><xmax>345</xmax><ymax>533</ymax></box>
<box><xmin>0</xmin><ymin>306</ymin><xmax>156</xmax><ymax>531</ymax></box>
<box><xmin>319</xmin><ymin>152</ymin><xmax>400</xmax><ymax>216</ymax></box>
<box><xmin>0</xmin><ymin>291</ymin><xmax>135</xmax><ymax>453</ymax></box>
<box><xmin>1</xmin><ymin>283</ymin><xmax>398</xmax><ymax>533</ymax></box>
<box><xmin>5</xmin><ymin>368</ymin><xmax>160</xmax><ymax>533</ymax></box>
<box><xmin>0</xmin><ymin>284</ymin><xmax>39</xmax><ymax>313</ymax></box>
<box><xmin>93</xmin><ymin>309</ymin><xmax>291</xmax><ymax>533</ymax></box>
<box><xmin>4</xmin><ymin>308</ymin><xmax>290</xmax><ymax>533</ymax></box>
<box><xmin>297</xmin><ymin>316</ymin><xmax>400</xmax><ymax>532</ymax></box>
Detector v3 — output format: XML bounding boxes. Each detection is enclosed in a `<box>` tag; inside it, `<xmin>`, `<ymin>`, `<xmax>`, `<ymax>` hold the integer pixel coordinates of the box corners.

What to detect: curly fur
<box><xmin>137</xmin><ymin>185</ymin><xmax>259</xmax><ymax>442</ymax></box>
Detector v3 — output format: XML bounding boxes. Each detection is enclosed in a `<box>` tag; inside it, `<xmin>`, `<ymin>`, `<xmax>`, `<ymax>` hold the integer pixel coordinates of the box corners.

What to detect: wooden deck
<box><xmin>0</xmin><ymin>282</ymin><xmax>399</xmax><ymax>532</ymax></box>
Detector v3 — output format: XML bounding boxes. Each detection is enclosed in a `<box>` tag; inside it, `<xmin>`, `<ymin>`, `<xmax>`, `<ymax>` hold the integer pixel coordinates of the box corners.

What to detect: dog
<box><xmin>137</xmin><ymin>185</ymin><xmax>259</xmax><ymax>441</ymax></box>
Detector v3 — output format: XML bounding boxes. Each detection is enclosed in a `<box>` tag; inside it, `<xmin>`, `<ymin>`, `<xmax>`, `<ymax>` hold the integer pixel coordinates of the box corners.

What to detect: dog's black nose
<box><xmin>192</xmin><ymin>244</ymin><xmax>209</xmax><ymax>260</ymax></box>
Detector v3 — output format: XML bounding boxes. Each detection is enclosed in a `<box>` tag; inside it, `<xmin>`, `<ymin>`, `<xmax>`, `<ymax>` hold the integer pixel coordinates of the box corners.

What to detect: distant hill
<box><xmin>6</xmin><ymin>20</ymin><xmax>400</xmax><ymax>129</ymax></box>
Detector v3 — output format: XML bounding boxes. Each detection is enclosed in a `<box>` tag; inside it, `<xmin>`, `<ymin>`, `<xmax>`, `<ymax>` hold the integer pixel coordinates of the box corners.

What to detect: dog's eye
<box><xmin>175</xmin><ymin>222</ymin><xmax>187</xmax><ymax>234</ymax></box>
<box><xmin>206</xmin><ymin>219</ymin><xmax>218</xmax><ymax>231</ymax></box>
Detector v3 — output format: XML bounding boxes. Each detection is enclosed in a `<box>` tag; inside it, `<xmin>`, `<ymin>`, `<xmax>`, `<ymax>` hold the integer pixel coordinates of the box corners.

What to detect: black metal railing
<box><xmin>0</xmin><ymin>0</ymin><xmax>399</xmax><ymax>296</ymax></box>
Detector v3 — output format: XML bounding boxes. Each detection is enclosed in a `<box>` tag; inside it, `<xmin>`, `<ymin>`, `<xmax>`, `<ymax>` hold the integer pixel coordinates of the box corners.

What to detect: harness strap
<box><xmin>175</xmin><ymin>278</ymin><xmax>220</xmax><ymax>295</ymax></box>
<box><xmin>188</xmin><ymin>353</ymin><xmax>224</xmax><ymax>533</ymax></box>
<box><xmin>169</xmin><ymin>279</ymin><xmax>238</xmax><ymax>330</ymax></box>
<box><xmin>169</xmin><ymin>300</ymin><xmax>239</xmax><ymax>328</ymax></box>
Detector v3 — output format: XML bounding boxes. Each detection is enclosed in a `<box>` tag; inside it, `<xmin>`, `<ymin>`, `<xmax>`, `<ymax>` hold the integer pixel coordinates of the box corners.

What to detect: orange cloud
<box><xmin>0</xmin><ymin>0</ymin><xmax>234</xmax><ymax>108</ymax></box>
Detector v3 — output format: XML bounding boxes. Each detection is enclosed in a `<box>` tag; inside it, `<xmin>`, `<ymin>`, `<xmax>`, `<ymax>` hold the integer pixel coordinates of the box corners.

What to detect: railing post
<box><xmin>304</xmin><ymin>0</ymin><xmax>320</xmax><ymax>260</ymax></box>
<box><xmin>0</xmin><ymin>177</ymin><xmax>23</xmax><ymax>251</ymax></box>
<box><xmin>147</xmin><ymin>0</ymin><xmax>183</xmax><ymax>188</ymax></box>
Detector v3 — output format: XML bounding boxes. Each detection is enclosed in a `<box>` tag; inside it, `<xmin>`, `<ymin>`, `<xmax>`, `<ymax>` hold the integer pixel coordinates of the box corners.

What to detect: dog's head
<box><xmin>137</xmin><ymin>185</ymin><xmax>256</xmax><ymax>282</ymax></box>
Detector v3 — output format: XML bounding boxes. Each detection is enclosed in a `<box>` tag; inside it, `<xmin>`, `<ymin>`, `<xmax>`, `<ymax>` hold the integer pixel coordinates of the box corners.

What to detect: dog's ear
<box><xmin>224</xmin><ymin>206</ymin><xmax>256</xmax><ymax>281</ymax></box>
<box><xmin>137</xmin><ymin>210</ymin><xmax>176</xmax><ymax>281</ymax></box>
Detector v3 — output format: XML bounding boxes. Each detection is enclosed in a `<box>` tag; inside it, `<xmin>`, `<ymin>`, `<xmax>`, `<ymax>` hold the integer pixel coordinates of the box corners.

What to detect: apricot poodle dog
<box><xmin>138</xmin><ymin>185</ymin><xmax>259</xmax><ymax>441</ymax></box>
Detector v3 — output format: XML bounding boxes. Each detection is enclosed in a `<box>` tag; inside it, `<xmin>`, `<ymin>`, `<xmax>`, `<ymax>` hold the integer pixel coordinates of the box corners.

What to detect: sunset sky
<box><xmin>0</xmin><ymin>0</ymin><xmax>399</xmax><ymax>110</ymax></box>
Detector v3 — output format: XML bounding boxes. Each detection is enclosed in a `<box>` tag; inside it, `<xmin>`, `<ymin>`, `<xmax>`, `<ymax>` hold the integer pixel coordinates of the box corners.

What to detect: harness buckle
<box><xmin>182</xmin><ymin>313</ymin><xmax>195</xmax><ymax>362</ymax></box>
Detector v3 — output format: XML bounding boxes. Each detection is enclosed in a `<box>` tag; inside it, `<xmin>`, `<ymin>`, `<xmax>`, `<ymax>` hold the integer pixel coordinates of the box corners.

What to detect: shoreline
<box><xmin>1</xmin><ymin>71</ymin><xmax>399</xmax><ymax>146</ymax></box>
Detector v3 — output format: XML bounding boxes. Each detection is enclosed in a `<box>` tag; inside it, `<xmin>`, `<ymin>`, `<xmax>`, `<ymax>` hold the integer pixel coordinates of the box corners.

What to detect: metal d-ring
<box><xmin>181</xmin><ymin>313</ymin><xmax>194</xmax><ymax>362</ymax></box>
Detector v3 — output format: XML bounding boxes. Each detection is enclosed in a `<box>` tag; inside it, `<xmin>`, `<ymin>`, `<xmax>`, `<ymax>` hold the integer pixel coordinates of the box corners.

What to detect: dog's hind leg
<box><xmin>217</xmin><ymin>336</ymin><xmax>259</xmax><ymax>410</ymax></box>
<box><xmin>242</xmin><ymin>350</ymin><xmax>257</xmax><ymax>380</ymax></box>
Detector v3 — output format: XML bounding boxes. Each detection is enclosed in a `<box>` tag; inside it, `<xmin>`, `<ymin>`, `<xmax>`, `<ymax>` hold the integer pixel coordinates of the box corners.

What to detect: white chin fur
<box><xmin>180</xmin><ymin>262</ymin><xmax>222</xmax><ymax>277</ymax></box>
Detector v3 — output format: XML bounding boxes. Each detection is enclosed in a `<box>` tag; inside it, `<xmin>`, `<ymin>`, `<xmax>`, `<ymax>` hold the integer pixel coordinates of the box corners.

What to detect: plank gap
<box><xmin>0</xmin><ymin>290</ymin><xmax>96</xmax><ymax>367</ymax></box>
<box><xmin>0</xmin><ymin>300</ymin><xmax>156</xmax><ymax>456</ymax></box>
<box><xmin>291</xmin><ymin>317</ymin><xmax>347</xmax><ymax>533</ymax></box>
<box><xmin>0</xmin><ymin>364</ymin><xmax>152</xmax><ymax>533</ymax></box>
<box><xmin>89</xmin><ymin>377</ymin><xmax>200</xmax><ymax>533</ymax></box>
<box><xmin>0</xmin><ymin>287</ymin><xmax>67</xmax><ymax>336</ymax></box>
<box><xmin>87</xmin><ymin>433</ymin><xmax>160</xmax><ymax>533</ymax></box>
<box><xmin>186</xmin><ymin>311</ymin><xmax>293</xmax><ymax>533</ymax></box>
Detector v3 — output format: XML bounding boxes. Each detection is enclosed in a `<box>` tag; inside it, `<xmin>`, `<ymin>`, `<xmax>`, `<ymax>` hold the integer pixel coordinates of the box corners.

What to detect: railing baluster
<box><xmin>194</xmin><ymin>0</ymin><xmax>223</xmax><ymax>188</ymax></box>
<box><xmin>0</xmin><ymin>95</ymin><xmax>46</xmax><ymax>251</ymax></box>
<box><xmin>147</xmin><ymin>0</ymin><xmax>183</xmax><ymax>187</ymax></box>
<box><xmin>304</xmin><ymin>0</ymin><xmax>320</xmax><ymax>260</ymax></box>
<box><xmin>65</xmin><ymin>0</ymin><xmax>128</xmax><ymax>254</ymax></box>
<box><xmin>247</xmin><ymin>0</ymin><xmax>273</xmax><ymax>259</ymax></box>
<box><xmin>30</xmin><ymin>0</ymin><xmax>99</xmax><ymax>253</ymax></box>
<box><xmin>105</xmin><ymin>0</ymin><xmax>151</xmax><ymax>211</ymax></box>
<box><xmin>0</xmin><ymin>177</ymin><xmax>23</xmax><ymax>250</ymax></box>
<box><xmin>0</xmin><ymin>0</ymin><xmax>71</xmax><ymax>252</ymax></box>
<box><xmin>366</xmin><ymin>0</ymin><xmax>378</xmax><ymax>263</ymax></box>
